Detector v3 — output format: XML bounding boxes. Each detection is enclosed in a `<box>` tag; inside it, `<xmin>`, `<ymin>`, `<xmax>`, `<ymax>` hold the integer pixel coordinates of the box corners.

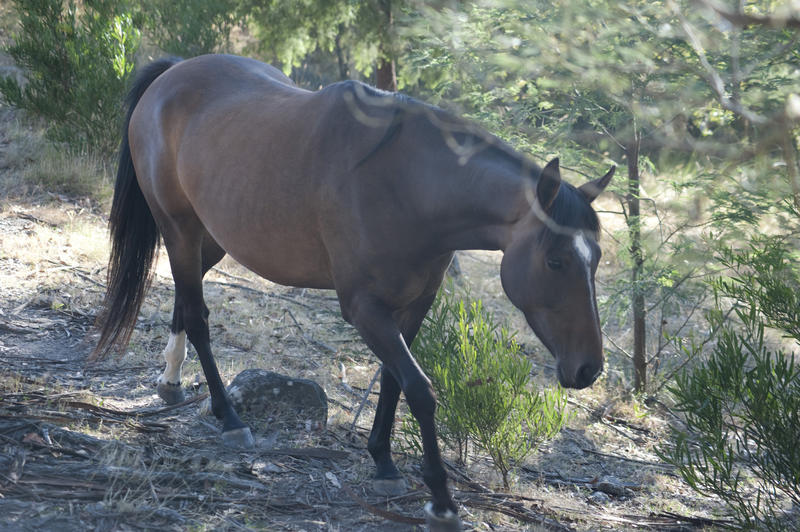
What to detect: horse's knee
<box><xmin>404</xmin><ymin>376</ymin><xmax>437</xmax><ymax>420</ymax></box>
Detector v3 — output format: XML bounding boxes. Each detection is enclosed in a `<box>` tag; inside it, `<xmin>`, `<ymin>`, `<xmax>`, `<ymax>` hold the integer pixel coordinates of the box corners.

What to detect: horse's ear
<box><xmin>579</xmin><ymin>166</ymin><xmax>615</xmax><ymax>203</ymax></box>
<box><xmin>537</xmin><ymin>158</ymin><xmax>561</xmax><ymax>211</ymax></box>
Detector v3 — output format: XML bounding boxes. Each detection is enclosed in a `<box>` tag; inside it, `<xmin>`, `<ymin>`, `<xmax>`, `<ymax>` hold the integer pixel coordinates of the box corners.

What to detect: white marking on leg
<box><xmin>158</xmin><ymin>331</ymin><xmax>186</xmax><ymax>386</ymax></box>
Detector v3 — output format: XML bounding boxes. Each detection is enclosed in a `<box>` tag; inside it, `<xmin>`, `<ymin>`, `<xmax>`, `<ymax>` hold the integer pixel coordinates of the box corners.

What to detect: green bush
<box><xmin>0</xmin><ymin>0</ymin><xmax>140</xmax><ymax>155</ymax></box>
<box><xmin>404</xmin><ymin>286</ymin><xmax>569</xmax><ymax>488</ymax></box>
<box><xmin>140</xmin><ymin>0</ymin><xmax>241</xmax><ymax>57</ymax></box>
<box><xmin>661</xmin><ymin>238</ymin><xmax>800</xmax><ymax>531</ymax></box>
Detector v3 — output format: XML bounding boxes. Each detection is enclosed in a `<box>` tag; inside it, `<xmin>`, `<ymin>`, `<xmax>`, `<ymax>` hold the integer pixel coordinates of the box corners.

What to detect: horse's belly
<box><xmin>231</xmin><ymin>249</ymin><xmax>335</xmax><ymax>290</ymax></box>
<box><xmin>204</xmin><ymin>221</ymin><xmax>335</xmax><ymax>290</ymax></box>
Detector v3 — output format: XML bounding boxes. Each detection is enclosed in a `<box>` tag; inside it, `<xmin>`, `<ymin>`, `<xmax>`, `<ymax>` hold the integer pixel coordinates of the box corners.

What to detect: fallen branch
<box><xmin>43</xmin><ymin>259</ymin><xmax>105</xmax><ymax>289</ymax></box>
<box><xmin>350</xmin><ymin>366</ymin><xmax>381</xmax><ymax>431</ymax></box>
<box><xmin>461</xmin><ymin>495</ymin><xmax>572</xmax><ymax>531</ymax></box>
<box><xmin>129</xmin><ymin>393</ymin><xmax>209</xmax><ymax>417</ymax></box>
<box><xmin>651</xmin><ymin>510</ymin><xmax>736</xmax><ymax>528</ymax></box>
<box><xmin>259</xmin><ymin>447</ymin><xmax>350</xmax><ymax>460</ymax></box>
<box><xmin>342</xmin><ymin>483</ymin><xmax>426</xmax><ymax>525</ymax></box>
<box><xmin>205</xmin><ymin>280</ymin><xmax>315</xmax><ymax>310</ymax></box>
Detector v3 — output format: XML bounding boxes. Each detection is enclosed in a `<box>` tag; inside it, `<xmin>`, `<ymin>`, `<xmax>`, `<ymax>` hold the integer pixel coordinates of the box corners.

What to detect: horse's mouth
<box><xmin>556</xmin><ymin>366</ymin><xmax>576</xmax><ymax>389</ymax></box>
<box><xmin>556</xmin><ymin>363</ymin><xmax>601</xmax><ymax>390</ymax></box>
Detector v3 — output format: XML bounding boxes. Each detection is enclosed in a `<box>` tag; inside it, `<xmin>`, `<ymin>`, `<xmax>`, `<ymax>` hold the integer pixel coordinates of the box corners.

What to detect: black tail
<box><xmin>92</xmin><ymin>58</ymin><xmax>182</xmax><ymax>359</ymax></box>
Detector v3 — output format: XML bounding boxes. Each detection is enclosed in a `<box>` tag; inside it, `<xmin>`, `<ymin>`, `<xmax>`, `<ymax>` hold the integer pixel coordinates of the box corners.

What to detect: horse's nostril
<box><xmin>576</xmin><ymin>363</ymin><xmax>601</xmax><ymax>389</ymax></box>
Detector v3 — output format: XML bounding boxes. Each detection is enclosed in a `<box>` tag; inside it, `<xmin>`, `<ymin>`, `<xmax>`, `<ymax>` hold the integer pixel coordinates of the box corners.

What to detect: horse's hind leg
<box><xmin>160</xmin><ymin>231</ymin><xmax>253</xmax><ymax>448</ymax></box>
<box><xmin>155</xmin><ymin>317</ymin><xmax>188</xmax><ymax>404</ymax></box>
<box><xmin>156</xmin><ymin>234</ymin><xmax>226</xmax><ymax>404</ymax></box>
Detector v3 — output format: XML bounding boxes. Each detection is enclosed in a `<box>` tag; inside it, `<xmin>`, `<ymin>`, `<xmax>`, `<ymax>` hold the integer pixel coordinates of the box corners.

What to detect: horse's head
<box><xmin>501</xmin><ymin>158</ymin><xmax>614</xmax><ymax>389</ymax></box>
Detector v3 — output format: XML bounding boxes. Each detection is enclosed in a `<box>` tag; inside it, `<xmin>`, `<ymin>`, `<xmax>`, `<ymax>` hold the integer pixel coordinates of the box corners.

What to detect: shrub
<box><xmin>661</xmin><ymin>238</ymin><xmax>800</xmax><ymax>531</ymax></box>
<box><xmin>0</xmin><ymin>0</ymin><xmax>140</xmax><ymax>155</ymax></box>
<box><xmin>404</xmin><ymin>286</ymin><xmax>569</xmax><ymax>488</ymax></box>
<box><xmin>140</xmin><ymin>0</ymin><xmax>241</xmax><ymax>58</ymax></box>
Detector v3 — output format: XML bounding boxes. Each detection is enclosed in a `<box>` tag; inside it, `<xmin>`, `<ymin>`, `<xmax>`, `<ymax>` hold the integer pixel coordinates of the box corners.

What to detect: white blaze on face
<box><xmin>158</xmin><ymin>331</ymin><xmax>187</xmax><ymax>386</ymax></box>
<box><xmin>573</xmin><ymin>232</ymin><xmax>596</xmax><ymax>313</ymax></box>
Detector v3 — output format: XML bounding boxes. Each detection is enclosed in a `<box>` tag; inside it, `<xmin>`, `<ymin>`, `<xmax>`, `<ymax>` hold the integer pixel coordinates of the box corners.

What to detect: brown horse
<box><xmin>94</xmin><ymin>54</ymin><xmax>613</xmax><ymax>531</ymax></box>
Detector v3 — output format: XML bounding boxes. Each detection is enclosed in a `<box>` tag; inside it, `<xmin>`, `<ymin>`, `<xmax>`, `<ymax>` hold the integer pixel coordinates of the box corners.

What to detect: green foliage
<box><xmin>241</xmin><ymin>0</ymin><xmax>408</xmax><ymax>85</ymax></box>
<box><xmin>661</xmin><ymin>237</ymin><xmax>800</xmax><ymax>530</ymax></box>
<box><xmin>140</xmin><ymin>0</ymin><xmax>240</xmax><ymax>57</ymax></box>
<box><xmin>403</xmin><ymin>0</ymin><xmax>799</xmax><ymax>159</ymax></box>
<box><xmin>242</xmin><ymin>0</ymin><xmax>357</xmax><ymax>76</ymax></box>
<box><xmin>0</xmin><ymin>0</ymin><xmax>140</xmax><ymax>154</ymax></box>
<box><xmin>401</xmin><ymin>0</ymin><xmax>800</xmax><ymax>394</ymax></box>
<box><xmin>404</xmin><ymin>286</ymin><xmax>569</xmax><ymax>488</ymax></box>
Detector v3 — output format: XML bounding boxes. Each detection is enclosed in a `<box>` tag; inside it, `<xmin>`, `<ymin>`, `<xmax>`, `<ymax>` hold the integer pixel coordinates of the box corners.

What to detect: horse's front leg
<box><xmin>368</xmin><ymin>293</ymin><xmax>437</xmax><ymax>495</ymax></box>
<box><xmin>346</xmin><ymin>292</ymin><xmax>461</xmax><ymax>531</ymax></box>
<box><xmin>368</xmin><ymin>367</ymin><xmax>405</xmax><ymax>493</ymax></box>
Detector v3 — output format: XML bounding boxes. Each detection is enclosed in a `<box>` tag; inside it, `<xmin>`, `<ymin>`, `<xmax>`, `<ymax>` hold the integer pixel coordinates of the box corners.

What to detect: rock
<box><xmin>594</xmin><ymin>475</ymin><xmax>627</xmax><ymax>497</ymax></box>
<box><xmin>200</xmin><ymin>369</ymin><xmax>327</xmax><ymax>429</ymax></box>
<box><xmin>253</xmin><ymin>460</ymin><xmax>284</xmax><ymax>474</ymax></box>
<box><xmin>588</xmin><ymin>491</ymin><xmax>611</xmax><ymax>504</ymax></box>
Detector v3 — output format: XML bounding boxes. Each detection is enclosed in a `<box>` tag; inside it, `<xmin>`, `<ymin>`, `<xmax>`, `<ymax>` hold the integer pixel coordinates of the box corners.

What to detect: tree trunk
<box><xmin>334</xmin><ymin>25</ymin><xmax>349</xmax><ymax>81</ymax></box>
<box><xmin>375</xmin><ymin>0</ymin><xmax>397</xmax><ymax>92</ymax></box>
<box><xmin>376</xmin><ymin>56</ymin><xmax>397</xmax><ymax>91</ymax></box>
<box><xmin>627</xmin><ymin>131</ymin><xmax>646</xmax><ymax>393</ymax></box>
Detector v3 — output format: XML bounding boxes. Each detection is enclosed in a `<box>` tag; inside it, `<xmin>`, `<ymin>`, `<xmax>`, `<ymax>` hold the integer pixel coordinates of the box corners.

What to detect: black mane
<box><xmin>541</xmin><ymin>179</ymin><xmax>600</xmax><ymax>243</ymax></box>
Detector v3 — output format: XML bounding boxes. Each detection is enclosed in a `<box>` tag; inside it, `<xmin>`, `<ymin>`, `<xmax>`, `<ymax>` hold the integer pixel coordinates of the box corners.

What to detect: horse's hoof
<box><xmin>373</xmin><ymin>477</ymin><xmax>408</xmax><ymax>496</ymax></box>
<box><xmin>222</xmin><ymin>426</ymin><xmax>255</xmax><ymax>449</ymax></box>
<box><xmin>424</xmin><ymin>502</ymin><xmax>462</xmax><ymax>532</ymax></box>
<box><xmin>156</xmin><ymin>381</ymin><xmax>185</xmax><ymax>405</ymax></box>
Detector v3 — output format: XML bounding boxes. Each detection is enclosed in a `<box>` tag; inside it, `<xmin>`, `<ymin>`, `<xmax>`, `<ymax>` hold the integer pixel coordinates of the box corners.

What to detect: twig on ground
<box><xmin>259</xmin><ymin>447</ymin><xmax>350</xmax><ymax>460</ymax></box>
<box><xmin>132</xmin><ymin>393</ymin><xmax>209</xmax><ymax>417</ymax></box>
<box><xmin>341</xmin><ymin>483</ymin><xmax>426</xmax><ymax>525</ymax></box>
<box><xmin>284</xmin><ymin>308</ymin><xmax>337</xmax><ymax>354</ymax></box>
<box><xmin>580</xmin><ymin>447</ymin><xmax>675</xmax><ymax>470</ymax></box>
<box><xmin>43</xmin><ymin>259</ymin><xmax>105</xmax><ymax>289</ymax></box>
<box><xmin>567</xmin><ymin>398</ymin><xmax>654</xmax><ymax>435</ymax></box>
<box><xmin>350</xmin><ymin>366</ymin><xmax>381</xmax><ymax>432</ymax></box>
<box><xmin>460</xmin><ymin>495</ymin><xmax>573</xmax><ymax>531</ymax></box>
<box><xmin>204</xmin><ymin>280</ymin><xmax>315</xmax><ymax>310</ymax></box>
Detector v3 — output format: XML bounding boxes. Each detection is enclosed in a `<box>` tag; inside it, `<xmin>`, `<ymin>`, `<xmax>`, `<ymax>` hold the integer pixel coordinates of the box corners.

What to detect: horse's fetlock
<box><xmin>210</xmin><ymin>398</ymin><xmax>227</xmax><ymax>420</ymax></box>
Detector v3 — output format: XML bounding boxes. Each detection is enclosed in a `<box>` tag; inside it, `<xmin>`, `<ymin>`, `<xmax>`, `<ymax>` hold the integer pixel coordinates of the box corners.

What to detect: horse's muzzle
<box><xmin>558</xmin><ymin>361</ymin><xmax>602</xmax><ymax>389</ymax></box>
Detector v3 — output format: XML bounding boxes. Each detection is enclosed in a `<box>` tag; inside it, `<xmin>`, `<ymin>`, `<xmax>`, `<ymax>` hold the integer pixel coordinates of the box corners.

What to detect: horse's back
<box><xmin>129</xmin><ymin>55</ymin><xmax>341</xmax><ymax>288</ymax></box>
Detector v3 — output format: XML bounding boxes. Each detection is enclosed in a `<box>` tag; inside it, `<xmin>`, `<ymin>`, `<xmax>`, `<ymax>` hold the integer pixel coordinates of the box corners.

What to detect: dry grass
<box><xmin>0</xmin><ymin>114</ymin><xmax>113</xmax><ymax>203</ymax></box>
<box><xmin>22</xmin><ymin>145</ymin><xmax>113</xmax><ymax>202</ymax></box>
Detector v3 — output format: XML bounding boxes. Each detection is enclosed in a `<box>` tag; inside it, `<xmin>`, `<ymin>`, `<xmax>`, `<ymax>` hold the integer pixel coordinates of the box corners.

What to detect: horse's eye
<box><xmin>546</xmin><ymin>258</ymin><xmax>563</xmax><ymax>271</ymax></box>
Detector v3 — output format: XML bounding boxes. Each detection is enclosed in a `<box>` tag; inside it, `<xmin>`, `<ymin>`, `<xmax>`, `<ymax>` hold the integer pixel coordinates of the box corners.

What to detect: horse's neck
<box><xmin>426</xmin><ymin>153</ymin><xmax>532</xmax><ymax>253</ymax></box>
<box><xmin>385</xmin><ymin>109</ymin><xmax>535</xmax><ymax>253</ymax></box>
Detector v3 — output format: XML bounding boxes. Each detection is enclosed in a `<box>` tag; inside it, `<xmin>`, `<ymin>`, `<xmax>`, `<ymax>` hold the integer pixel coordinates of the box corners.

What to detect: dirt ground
<box><xmin>0</xmin><ymin>102</ymin><xmax>735</xmax><ymax>531</ymax></box>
